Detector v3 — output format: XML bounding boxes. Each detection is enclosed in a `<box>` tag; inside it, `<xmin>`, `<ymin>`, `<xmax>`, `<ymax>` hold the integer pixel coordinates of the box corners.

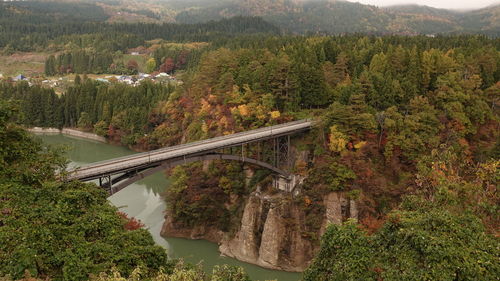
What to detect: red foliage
<box><xmin>106</xmin><ymin>125</ymin><xmax>124</xmax><ymax>144</ymax></box>
<box><xmin>176</xmin><ymin>50</ymin><xmax>189</xmax><ymax>68</ymax></box>
<box><xmin>117</xmin><ymin>211</ymin><xmax>145</xmax><ymax>231</ymax></box>
<box><xmin>159</xmin><ymin>57</ymin><xmax>175</xmax><ymax>73</ymax></box>
<box><xmin>360</xmin><ymin>214</ymin><xmax>385</xmax><ymax>234</ymax></box>
<box><xmin>178</xmin><ymin>96</ymin><xmax>193</xmax><ymax>109</ymax></box>
<box><xmin>127</xmin><ymin>59</ymin><xmax>139</xmax><ymax>70</ymax></box>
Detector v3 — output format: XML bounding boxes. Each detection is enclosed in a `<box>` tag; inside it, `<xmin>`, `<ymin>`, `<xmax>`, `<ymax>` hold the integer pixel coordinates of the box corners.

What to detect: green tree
<box><xmin>303</xmin><ymin>220</ymin><xmax>375</xmax><ymax>281</ymax></box>
<box><xmin>304</xmin><ymin>202</ymin><xmax>500</xmax><ymax>281</ymax></box>
<box><xmin>146</xmin><ymin>57</ymin><xmax>157</xmax><ymax>73</ymax></box>
<box><xmin>77</xmin><ymin>111</ymin><xmax>92</xmax><ymax>129</ymax></box>
<box><xmin>0</xmin><ymin>100</ymin><xmax>171</xmax><ymax>280</ymax></box>
<box><xmin>44</xmin><ymin>55</ymin><xmax>57</xmax><ymax>76</ymax></box>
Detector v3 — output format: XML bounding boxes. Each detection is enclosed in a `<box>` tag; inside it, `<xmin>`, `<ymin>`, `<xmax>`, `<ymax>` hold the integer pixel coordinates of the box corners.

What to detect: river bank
<box><xmin>28</xmin><ymin>127</ymin><xmax>106</xmax><ymax>142</ymax></box>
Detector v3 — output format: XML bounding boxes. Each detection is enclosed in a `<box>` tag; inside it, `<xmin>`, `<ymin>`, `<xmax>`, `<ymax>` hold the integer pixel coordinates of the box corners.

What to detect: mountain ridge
<box><xmin>5</xmin><ymin>0</ymin><xmax>500</xmax><ymax>36</ymax></box>
<box><xmin>166</xmin><ymin>0</ymin><xmax>500</xmax><ymax>35</ymax></box>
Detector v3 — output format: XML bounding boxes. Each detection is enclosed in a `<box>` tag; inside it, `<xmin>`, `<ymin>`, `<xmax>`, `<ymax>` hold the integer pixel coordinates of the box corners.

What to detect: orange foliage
<box><xmin>304</xmin><ymin>196</ymin><xmax>312</xmax><ymax>207</ymax></box>
<box><xmin>117</xmin><ymin>211</ymin><xmax>145</xmax><ymax>231</ymax></box>
<box><xmin>360</xmin><ymin>214</ymin><xmax>385</xmax><ymax>234</ymax></box>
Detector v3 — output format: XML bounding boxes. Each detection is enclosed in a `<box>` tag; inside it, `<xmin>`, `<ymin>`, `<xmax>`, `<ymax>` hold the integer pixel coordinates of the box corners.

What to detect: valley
<box><xmin>0</xmin><ymin>1</ymin><xmax>498</xmax><ymax>280</ymax></box>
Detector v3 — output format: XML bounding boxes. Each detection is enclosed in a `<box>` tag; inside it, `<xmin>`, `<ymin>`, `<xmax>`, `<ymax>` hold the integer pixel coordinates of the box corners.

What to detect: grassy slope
<box><xmin>0</xmin><ymin>53</ymin><xmax>48</xmax><ymax>77</ymax></box>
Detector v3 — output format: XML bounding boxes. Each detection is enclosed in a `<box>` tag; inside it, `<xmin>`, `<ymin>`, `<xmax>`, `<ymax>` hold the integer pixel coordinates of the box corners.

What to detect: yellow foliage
<box><xmin>328</xmin><ymin>125</ymin><xmax>348</xmax><ymax>153</ymax></box>
<box><xmin>199</xmin><ymin>99</ymin><xmax>211</xmax><ymax>116</ymax></box>
<box><xmin>201</xmin><ymin>121</ymin><xmax>209</xmax><ymax>134</ymax></box>
<box><xmin>219</xmin><ymin>116</ymin><xmax>229</xmax><ymax>129</ymax></box>
<box><xmin>354</xmin><ymin>141</ymin><xmax>367</xmax><ymax>150</ymax></box>
<box><xmin>230</xmin><ymin>106</ymin><xmax>238</xmax><ymax>116</ymax></box>
<box><xmin>208</xmin><ymin>94</ymin><xmax>218</xmax><ymax>103</ymax></box>
<box><xmin>270</xmin><ymin>110</ymin><xmax>281</xmax><ymax>119</ymax></box>
<box><xmin>255</xmin><ymin>105</ymin><xmax>267</xmax><ymax>120</ymax></box>
<box><xmin>238</xmin><ymin>104</ymin><xmax>250</xmax><ymax>117</ymax></box>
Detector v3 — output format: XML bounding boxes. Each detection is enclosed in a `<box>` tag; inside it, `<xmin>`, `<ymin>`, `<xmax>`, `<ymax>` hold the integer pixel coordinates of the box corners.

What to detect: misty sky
<box><xmin>345</xmin><ymin>0</ymin><xmax>500</xmax><ymax>10</ymax></box>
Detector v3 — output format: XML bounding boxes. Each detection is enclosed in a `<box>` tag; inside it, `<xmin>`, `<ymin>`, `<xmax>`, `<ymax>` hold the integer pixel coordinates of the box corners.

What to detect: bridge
<box><xmin>66</xmin><ymin>119</ymin><xmax>314</xmax><ymax>194</ymax></box>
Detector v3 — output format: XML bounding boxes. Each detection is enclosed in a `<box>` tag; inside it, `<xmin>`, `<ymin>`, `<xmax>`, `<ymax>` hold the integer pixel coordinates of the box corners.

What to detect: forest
<box><xmin>0</xmin><ymin>0</ymin><xmax>278</xmax><ymax>52</ymax></box>
<box><xmin>0</xmin><ymin>99</ymin><xmax>252</xmax><ymax>280</ymax></box>
<box><xmin>0</xmin><ymin>0</ymin><xmax>499</xmax><ymax>278</ymax></box>
<box><xmin>139</xmin><ymin>37</ymin><xmax>499</xmax><ymax>279</ymax></box>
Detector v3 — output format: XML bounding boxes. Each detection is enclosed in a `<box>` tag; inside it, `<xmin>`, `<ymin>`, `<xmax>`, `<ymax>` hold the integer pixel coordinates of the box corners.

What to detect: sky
<box><xmin>344</xmin><ymin>0</ymin><xmax>500</xmax><ymax>10</ymax></box>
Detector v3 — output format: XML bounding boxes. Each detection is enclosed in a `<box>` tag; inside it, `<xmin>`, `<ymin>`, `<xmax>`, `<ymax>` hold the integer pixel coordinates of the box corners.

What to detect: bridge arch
<box><xmin>108</xmin><ymin>153</ymin><xmax>290</xmax><ymax>194</ymax></box>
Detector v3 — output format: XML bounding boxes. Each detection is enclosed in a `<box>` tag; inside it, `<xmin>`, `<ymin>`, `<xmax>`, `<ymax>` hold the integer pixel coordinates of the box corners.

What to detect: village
<box><xmin>0</xmin><ymin>71</ymin><xmax>179</xmax><ymax>88</ymax></box>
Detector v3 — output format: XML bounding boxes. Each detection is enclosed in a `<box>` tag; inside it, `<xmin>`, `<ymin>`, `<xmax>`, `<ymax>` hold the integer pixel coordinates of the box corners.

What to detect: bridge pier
<box><xmin>273</xmin><ymin>174</ymin><xmax>303</xmax><ymax>193</ymax></box>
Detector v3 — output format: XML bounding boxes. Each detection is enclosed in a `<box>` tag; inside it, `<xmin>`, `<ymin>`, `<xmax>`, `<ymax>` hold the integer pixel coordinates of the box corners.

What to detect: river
<box><xmin>37</xmin><ymin>133</ymin><xmax>302</xmax><ymax>281</ymax></box>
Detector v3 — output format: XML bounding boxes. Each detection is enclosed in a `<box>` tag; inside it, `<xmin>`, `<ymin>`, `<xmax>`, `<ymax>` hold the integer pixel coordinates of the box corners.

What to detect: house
<box><xmin>157</xmin><ymin>72</ymin><xmax>170</xmax><ymax>77</ymax></box>
<box><xmin>131</xmin><ymin>52</ymin><xmax>140</xmax><ymax>56</ymax></box>
<box><xmin>13</xmin><ymin>74</ymin><xmax>27</xmax><ymax>81</ymax></box>
<box><xmin>96</xmin><ymin>78</ymin><xmax>109</xmax><ymax>83</ymax></box>
<box><xmin>115</xmin><ymin>75</ymin><xmax>134</xmax><ymax>85</ymax></box>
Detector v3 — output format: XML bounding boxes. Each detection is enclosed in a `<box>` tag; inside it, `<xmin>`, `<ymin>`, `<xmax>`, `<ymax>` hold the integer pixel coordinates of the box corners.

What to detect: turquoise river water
<box><xmin>37</xmin><ymin>134</ymin><xmax>301</xmax><ymax>281</ymax></box>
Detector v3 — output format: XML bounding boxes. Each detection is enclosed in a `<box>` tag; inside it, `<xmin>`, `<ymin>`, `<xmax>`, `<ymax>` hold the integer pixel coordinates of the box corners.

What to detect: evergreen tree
<box><xmin>44</xmin><ymin>55</ymin><xmax>56</xmax><ymax>76</ymax></box>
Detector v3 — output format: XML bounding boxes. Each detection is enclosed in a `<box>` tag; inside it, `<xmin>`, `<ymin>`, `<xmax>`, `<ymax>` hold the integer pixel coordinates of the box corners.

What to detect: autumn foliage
<box><xmin>117</xmin><ymin>211</ymin><xmax>146</xmax><ymax>231</ymax></box>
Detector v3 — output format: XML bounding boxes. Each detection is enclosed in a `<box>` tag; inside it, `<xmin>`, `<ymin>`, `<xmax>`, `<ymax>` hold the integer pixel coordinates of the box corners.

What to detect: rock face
<box><xmin>219</xmin><ymin>192</ymin><xmax>314</xmax><ymax>272</ymax></box>
<box><xmin>320</xmin><ymin>192</ymin><xmax>359</xmax><ymax>237</ymax></box>
<box><xmin>161</xmin><ymin>214</ymin><xmax>223</xmax><ymax>243</ymax></box>
<box><xmin>158</xmin><ymin>136</ymin><xmax>361</xmax><ymax>272</ymax></box>
<box><xmin>219</xmin><ymin>195</ymin><xmax>265</xmax><ymax>263</ymax></box>
<box><xmin>161</xmin><ymin>190</ymin><xmax>358</xmax><ymax>272</ymax></box>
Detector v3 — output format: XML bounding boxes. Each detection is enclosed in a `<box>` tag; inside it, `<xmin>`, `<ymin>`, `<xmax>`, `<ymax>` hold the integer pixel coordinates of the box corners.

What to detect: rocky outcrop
<box><xmin>161</xmin><ymin>190</ymin><xmax>360</xmax><ymax>272</ymax></box>
<box><xmin>320</xmin><ymin>192</ymin><xmax>358</xmax><ymax>237</ymax></box>
<box><xmin>161</xmin><ymin>214</ymin><xmax>224</xmax><ymax>243</ymax></box>
<box><xmin>219</xmin><ymin>195</ymin><xmax>267</xmax><ymax>264</ymax></box>
<box><xmin>258</xmin><ymin>206</ymin><xmax>284</xmax><ymax>266</ymax></box>
<box><xmin>161</xmin><ymin>189</ymin><xmax>358</xmax><ymax>272</ymax></box>
<box><xmin>219</xmin><ymin>193</ymin><xmax>314</xmax><ymax>272</ymax></box>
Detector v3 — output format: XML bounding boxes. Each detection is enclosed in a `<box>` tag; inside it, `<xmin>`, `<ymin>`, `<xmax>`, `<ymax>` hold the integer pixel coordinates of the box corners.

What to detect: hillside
<box><xmin>385</xmin><ymin>4</ymin><xmax>500</xmax><ymax>35</ymax></box>
<box><xmin>167</xmin><ymin>0</ymin><xmax>500</xmax><ymax>35</ymax></box>
<box><xmin>2</xmin><ymin>0</ymin><xmax>498</xmax><ymax>36</ymax></box>
<box><xmin>3</xmin><ymin>34</ymin><xmax>498</xmax><ymax>279</ymax></box>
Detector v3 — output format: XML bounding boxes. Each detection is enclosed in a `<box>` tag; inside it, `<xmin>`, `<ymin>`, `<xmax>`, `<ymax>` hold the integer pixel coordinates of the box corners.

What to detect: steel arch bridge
<box><xmin>65</xmin><ymin>119</ymin><xmax>313</xmax><ymax>195</ymax></box>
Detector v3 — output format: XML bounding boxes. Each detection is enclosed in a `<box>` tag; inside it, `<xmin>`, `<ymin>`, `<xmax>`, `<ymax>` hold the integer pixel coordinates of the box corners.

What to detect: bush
<box><xmin>303</xmin><ymin>205</ymin><xmax>500</xmax><ymax>281</ymax></box>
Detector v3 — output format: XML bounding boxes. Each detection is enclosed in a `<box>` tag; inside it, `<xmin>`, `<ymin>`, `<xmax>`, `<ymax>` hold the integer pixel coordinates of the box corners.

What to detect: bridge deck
<box><xmin>67</xmin><ymin>119</ymin><xmax>313</xmax><ymax>181</ymax></box>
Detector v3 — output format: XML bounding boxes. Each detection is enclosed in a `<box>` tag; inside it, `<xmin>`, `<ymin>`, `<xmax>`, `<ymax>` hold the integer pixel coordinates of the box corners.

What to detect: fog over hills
<box><xmin>345</xmin><ymin>0</ymin><xmax>500</xmax><ymax>10</ymax></box>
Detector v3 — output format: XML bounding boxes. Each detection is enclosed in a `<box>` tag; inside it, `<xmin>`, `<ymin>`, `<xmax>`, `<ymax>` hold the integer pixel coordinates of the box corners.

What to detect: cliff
<box><xmin>161</xmin><ymin>189</ymin><xmax>358</xmax><ymax>272</ymax></box>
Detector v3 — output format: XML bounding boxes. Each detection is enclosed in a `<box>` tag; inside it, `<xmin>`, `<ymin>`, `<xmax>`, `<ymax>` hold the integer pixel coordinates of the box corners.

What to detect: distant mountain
<box><xmin>172</xmin><ymin>0</ymin><xmax>392</xmax><ymax>34</ymax></box>
<box><xmin>385</xmin><ymin>4</ymin><xmax>500</xmax><ymax>35</ymax></box>
<box><xmin>456</xmin><ymin>5</ymin><xmax>500</xmax><ymax>36</ymax></box>
<box><xmin>12</xmin><ymin>0</ymin><xmax>500</xmax><ymax>36</ymax></box>
<box><xmin>164</xmin><ymin>0</ymin><xmax>500</xmax><ymax>36</ymax></box>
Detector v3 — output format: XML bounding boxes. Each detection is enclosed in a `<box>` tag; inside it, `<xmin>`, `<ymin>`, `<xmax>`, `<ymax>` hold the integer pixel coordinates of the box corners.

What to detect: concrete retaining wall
<box><xmin>61</xmin><ymin>128</ymin><xmax>106</xmax><ymax>142</ymax></box>
<box><xmin>27</xmin><ymin>127</ymin><xmax>60</xmax><ymax>134</ymax></box>
<box><xmin>28</xmin><ymin>127</ymin><xmax>106</xmax><ymax>143</ymax></box>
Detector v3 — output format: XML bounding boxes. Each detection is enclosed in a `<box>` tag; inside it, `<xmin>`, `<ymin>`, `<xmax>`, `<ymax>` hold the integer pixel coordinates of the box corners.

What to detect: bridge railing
<box><xmin>74</xmin><ymin>119</ymin><xmax>310</xmax><ymax>169</ymax></box>
<box><xmin>68</xmin><ymin>119</ymin><xmax>313</xmax><ymax>180</ymax></box>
